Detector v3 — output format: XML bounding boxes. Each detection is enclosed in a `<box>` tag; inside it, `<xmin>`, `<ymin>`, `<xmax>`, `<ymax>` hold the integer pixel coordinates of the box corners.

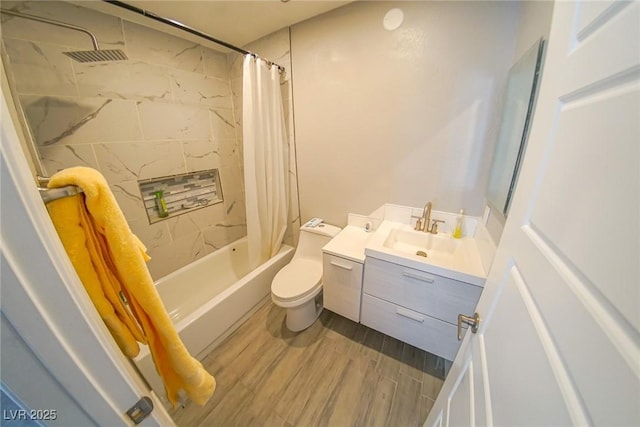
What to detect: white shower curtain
<box><xmin>242</xmin><ymin>55</ymin><xmax>289</xmax><ymax>270</ymax></box>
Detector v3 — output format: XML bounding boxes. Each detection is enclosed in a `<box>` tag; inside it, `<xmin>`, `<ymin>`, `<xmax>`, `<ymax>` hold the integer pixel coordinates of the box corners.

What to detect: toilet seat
<box><xmin>271</xmin><ymin>258</ymin><xmax>322</xmax><ymax>302</ymax></box>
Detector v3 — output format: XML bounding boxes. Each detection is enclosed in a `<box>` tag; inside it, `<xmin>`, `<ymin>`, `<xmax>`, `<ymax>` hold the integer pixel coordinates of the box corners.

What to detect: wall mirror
<box><xmin>486</xmin><ymin>38</ymin><xmax>545</xmax><ymax>217</ymax></box>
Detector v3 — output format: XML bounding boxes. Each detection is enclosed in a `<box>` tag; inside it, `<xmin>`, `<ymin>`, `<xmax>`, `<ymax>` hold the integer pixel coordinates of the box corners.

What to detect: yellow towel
<box><xmin>46</xmin><ymin>167</ymin><xmax>215</xmax><ymax>406</ymax></box>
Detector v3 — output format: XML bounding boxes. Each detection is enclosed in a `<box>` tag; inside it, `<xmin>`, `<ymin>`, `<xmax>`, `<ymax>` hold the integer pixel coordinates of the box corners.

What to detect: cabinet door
<box><xmin>322</xmin><ymin>254</ymin><xmax>363</xmax><ymax>322</ymax></box>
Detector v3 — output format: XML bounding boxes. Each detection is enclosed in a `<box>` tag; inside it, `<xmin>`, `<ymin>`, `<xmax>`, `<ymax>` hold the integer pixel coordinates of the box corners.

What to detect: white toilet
<box><xmin>271</xmin><ymin>221</ymin><xmax>341</xmax><ymax>332</ymax></box>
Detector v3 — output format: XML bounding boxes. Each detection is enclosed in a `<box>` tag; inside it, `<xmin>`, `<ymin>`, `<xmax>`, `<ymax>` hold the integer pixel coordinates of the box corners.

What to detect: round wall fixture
<box><xmin>383</xmin><ymin>8</ymin><xmax>404</xmax><ymax>31</ymax></box>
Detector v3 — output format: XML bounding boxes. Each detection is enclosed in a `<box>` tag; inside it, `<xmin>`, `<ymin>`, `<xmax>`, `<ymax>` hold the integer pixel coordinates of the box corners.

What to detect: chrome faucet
<box><xmin>415</xmin><ymin>201</ymin><xmax>443</xmax><ymax>234</ymax></box>
<box><xmin>422</xmin><ymin>201</ymin><xmax>432</xmax><ymax>232</ymax></box>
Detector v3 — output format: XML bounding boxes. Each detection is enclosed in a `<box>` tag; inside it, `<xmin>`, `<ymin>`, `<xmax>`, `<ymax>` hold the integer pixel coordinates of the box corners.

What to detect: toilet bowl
<box><xmin>271</xmin><ymin>221</ymin><xmax>341</xmax><ymax>331</ymax></box>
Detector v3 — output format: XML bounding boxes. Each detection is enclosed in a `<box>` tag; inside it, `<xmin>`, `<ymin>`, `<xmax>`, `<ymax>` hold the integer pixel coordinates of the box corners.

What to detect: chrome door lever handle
<box><xmin>457</xmin><ymin>312</ymin><xmax>480</xmax><ymax>340</ymax></box>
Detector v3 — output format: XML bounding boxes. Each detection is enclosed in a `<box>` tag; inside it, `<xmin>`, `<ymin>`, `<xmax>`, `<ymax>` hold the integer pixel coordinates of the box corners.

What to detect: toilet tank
<box><xmin>294</xmin><ymin>223</ymin><xmax>342</xmax><ymax>261</ymax></box>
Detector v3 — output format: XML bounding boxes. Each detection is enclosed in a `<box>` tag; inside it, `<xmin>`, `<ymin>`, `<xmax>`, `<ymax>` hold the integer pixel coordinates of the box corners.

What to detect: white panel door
<box><xmin>0</xmin><ymin>93</ymin><xmax>176</xmax><ymax>426</ymax></box>
<box><xmin>425</xmin><ymin>1</ymin><xmax>640</xmax><ymax>426</ymax></box>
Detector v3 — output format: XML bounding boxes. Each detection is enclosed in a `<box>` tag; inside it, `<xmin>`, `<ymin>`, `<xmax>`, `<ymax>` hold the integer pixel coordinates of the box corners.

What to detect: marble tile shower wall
<box><xmin>1</xmin><ymin>1</ymin><xmax>247</xmax><ymax>279</ymax></box>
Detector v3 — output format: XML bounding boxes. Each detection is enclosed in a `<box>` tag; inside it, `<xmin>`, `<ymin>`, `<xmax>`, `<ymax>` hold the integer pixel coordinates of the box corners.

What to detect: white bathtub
<box><xmin>134</xmin><ymin>237</ymin><xmax>294</xmax><ymax>402</ymax></box>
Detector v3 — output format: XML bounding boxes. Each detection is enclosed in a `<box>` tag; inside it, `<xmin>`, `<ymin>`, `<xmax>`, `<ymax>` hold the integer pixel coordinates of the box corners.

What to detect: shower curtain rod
<box><xmin>103</xmin><ymin>0</ymin><xmax>285</xmax><ymax>73</ymax></box>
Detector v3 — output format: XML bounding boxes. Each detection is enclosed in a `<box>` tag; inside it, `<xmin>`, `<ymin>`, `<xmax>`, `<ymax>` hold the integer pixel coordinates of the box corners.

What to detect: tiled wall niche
<box><xmin>1</xmin><ymin>0</ymin><xmax>300</xmax><ymax>279</ymax></box>
<box><xmin>139</xmin><ymin>169</ymin><xmax>223</xmax><ymax>224</ymax></box>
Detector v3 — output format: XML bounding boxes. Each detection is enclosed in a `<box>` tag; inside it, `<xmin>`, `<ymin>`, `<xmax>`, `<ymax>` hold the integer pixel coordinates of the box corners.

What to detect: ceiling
<box><xmin>78</xmin><ymin>1</ymin><xmax>352</xmax><ymax>52</ymax></box>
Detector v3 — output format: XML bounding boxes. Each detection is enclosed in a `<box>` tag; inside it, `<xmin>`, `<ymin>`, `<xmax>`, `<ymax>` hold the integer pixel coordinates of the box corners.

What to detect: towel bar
<box><xmin>39</xmin><ymin>185</ymin><xmax>83</xmax><ymax>204</ymax></box>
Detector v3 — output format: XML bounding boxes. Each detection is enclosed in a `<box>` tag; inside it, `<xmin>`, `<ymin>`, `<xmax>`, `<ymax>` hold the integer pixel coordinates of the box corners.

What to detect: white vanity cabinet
<box><xmin>322</xmin><ymin>253</ymin><xmax>363</xmax><ymax>322</ymax></box>
<box><xmin>321</xmin><ymin>225</ymin><xmax>371</xmax><ymax>322</ymax></box>
<box><xmin>361</xmin><ymin>256</ymin><xmax>483</xmax><ymax>361</ymax></box>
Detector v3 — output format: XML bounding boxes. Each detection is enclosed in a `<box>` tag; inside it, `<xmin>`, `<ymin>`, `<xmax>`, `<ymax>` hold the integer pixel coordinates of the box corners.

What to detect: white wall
<box><xmin>513</xmin><ymin>1</ymin><xmax>555</xmax><ymax>60</ymax></box>
<box><xmin>291</xmin><ymin>1</ymin><xmax>520</xmax><ymax>226</ymax></box>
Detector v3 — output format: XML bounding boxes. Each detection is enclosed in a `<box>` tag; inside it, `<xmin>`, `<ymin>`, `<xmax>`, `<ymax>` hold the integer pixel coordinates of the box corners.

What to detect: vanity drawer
<box><xmin>363</xmin><ymin>257</ymin><xmax>482</xmax><ymax>325</ymax></box>
<box><xmin>322</xmin><ymin>253</ymin><xmax>363</xmax><ymax>322</ymax></box>
<box><xmin>361</xmin><ymin>294</ymin><xmax>460</xmax><ymax>361</ymax></box>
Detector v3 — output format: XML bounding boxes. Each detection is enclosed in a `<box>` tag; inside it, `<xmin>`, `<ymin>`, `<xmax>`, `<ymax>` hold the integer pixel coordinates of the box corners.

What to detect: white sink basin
<box><xmin>383</xmin><ymin>228</ymin><xmax>459</xmax><ymax>258</ymax></box>
<box><xmin>366</xmin><ymin>222</ymin><xmax>486</xmax><ymax>285</ymax></box>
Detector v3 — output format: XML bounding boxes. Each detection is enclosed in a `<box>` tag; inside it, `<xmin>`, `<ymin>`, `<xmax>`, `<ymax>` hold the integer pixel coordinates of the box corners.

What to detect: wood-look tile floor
<box><xmin>168</xmin><ymin>301</ymin><xmax>450</xmax><ymax>427</ymax></box>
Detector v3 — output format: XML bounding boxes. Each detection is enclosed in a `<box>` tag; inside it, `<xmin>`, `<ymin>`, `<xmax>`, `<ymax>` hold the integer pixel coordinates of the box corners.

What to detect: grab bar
<box><xmin>37</xmin><ymin>175</ymin><xmax>51</xmax><ymax>186</ymax></box>
<box><xmin>39</xmin><ymin>185</ymin><xmax>83</xmax><ymax>204</ymax></box>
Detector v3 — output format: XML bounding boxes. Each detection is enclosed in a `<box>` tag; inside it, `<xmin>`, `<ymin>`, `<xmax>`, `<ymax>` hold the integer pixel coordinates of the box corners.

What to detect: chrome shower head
<box><xmin>1</xmin><ymin>9</ymin><xmax>128</xmax><ymax>63</ymax></box>
<box><xmin>62</xmin><ymin>49</ymin><xmax>128</xmax><ymax>63</ymax></box>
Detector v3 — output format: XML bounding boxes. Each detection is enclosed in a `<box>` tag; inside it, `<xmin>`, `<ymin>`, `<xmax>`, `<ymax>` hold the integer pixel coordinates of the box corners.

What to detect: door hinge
<box><xmin>126</xmin><ymin>396</ymin><xmax>154</xmax><ymax>425</ymax></box>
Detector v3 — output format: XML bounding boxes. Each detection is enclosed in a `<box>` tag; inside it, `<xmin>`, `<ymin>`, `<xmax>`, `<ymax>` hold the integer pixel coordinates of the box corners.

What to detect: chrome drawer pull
<box><xmin>402</xmin><ymin>272</ymin><xmax>434</xmax><ymax>283</ymax></box>
<box><xmin>395</xmin><ymin>307</ymin><xmax>425</xmax><ymax>323</ymax></box>
<box><xmin>330</xmin><ymin>261</ymin><xmax>353</xmax><ymax>271</ymax></box>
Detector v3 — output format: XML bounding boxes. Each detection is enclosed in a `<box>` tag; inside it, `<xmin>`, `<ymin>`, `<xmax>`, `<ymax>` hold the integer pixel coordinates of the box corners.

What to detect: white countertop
<box><xmin>322</xmin><ymin>225</ymin><xmax>374</xmax><ymax>263</ymax></box>
<box><xmin>365</xmin><ymin>221</ymin><xmax>486</xmax><ymax>286</ymax></box>
<box><xmin>323</xmin><ymin>219</ymin><xmax>487</xmax><ymax>286</ymax></box>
